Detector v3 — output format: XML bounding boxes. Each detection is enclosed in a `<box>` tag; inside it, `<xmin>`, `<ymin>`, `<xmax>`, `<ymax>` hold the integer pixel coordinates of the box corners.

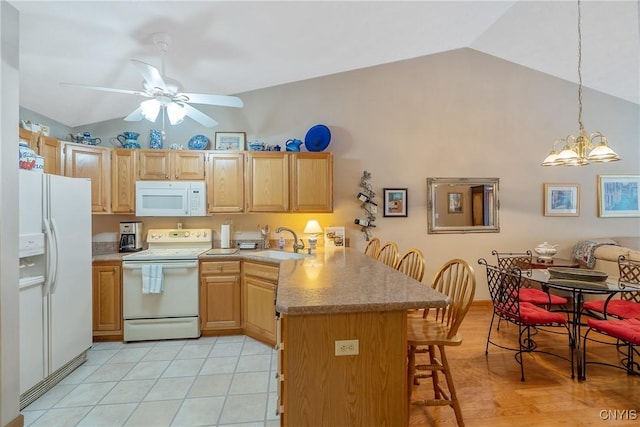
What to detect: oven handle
<box><xmin>122</xmin><ymin>261</ymin><xmax>198</xmax><ymax>270</ymax></box>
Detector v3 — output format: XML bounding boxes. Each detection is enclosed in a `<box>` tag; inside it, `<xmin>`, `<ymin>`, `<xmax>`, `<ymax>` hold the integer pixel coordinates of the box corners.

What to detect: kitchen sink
<box><xmin>251</xmin><ymin>250</ymin><xmax>312</xmax><ymax>260</ymax></box>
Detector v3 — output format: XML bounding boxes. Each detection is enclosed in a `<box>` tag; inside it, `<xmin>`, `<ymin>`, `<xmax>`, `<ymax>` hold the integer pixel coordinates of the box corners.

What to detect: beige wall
<box><xmin>92</xmin><ymin>48</ymin><xmax>639</xmax><ymax>300</ymax></box>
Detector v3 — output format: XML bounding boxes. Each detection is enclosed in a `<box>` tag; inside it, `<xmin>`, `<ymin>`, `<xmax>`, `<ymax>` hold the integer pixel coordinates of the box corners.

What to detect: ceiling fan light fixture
<box><xmin>167</xmin><ymin>102</ymin><xmax>186</xmax><ymax>125</ymax></box>
<box><xmin>141</xmin><ymin>99</ymin><xmax>160</xmax><ymax>122</ymax></box>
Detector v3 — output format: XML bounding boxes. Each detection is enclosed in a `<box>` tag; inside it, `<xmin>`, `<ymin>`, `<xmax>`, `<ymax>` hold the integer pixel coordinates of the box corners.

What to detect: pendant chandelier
<box><xmin>541</xmin><ymin>0</ymin><xmax>620</xmax><ymax>167</ymax></box>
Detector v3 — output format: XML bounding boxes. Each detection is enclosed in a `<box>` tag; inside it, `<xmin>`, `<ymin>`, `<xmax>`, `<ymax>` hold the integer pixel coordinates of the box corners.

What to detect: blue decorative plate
<box><xmin>188</xmin><ymin>134</ymin><xmax>209</xmax><ymax>150</ymax></box>
<box><xmin>304</xmin><ymin>124</ymin><xmax>331</xmax><ymax>152</ymax></box>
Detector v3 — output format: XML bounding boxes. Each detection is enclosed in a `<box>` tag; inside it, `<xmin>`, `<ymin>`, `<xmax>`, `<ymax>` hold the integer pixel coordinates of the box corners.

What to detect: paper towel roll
<box><xmin>220</xmin><ymin>224</ymin><xmax>231</xmax><ymax>249</ymax></box>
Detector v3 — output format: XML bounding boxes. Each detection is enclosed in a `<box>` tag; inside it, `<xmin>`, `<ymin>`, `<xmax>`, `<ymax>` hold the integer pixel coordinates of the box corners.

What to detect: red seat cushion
<box><xmin>583</xmin><ymin>300</ymin><xmax>640</xmax><ymax>319</ymax></box>
<box><xmin>497</xmin><ymin>301</ymin><xmax>567</xmax><ymax>325</ymax></box>
<box><xmin>587</xmin><ymin>317</ymin><xmax>640</xmax><ymax>345</ymax></box>
<box><xmin>518</xmin><ymin>288</ymin><xmax>568</xmax><ymax>305</ymax></box>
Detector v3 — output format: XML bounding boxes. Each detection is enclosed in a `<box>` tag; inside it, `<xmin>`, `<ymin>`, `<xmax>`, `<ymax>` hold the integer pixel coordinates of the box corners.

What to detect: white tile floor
<box><xmin>22</xmin><ymin>335</ymin><xmax>280</xmax><ymax>427</ymax></box>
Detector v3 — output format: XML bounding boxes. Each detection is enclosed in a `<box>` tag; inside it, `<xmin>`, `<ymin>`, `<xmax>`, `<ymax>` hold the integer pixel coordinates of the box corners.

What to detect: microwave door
<box><xmin>137</xmin><ymin>188</ymin><xmax>188</xmax><ymax>216</ymax></box>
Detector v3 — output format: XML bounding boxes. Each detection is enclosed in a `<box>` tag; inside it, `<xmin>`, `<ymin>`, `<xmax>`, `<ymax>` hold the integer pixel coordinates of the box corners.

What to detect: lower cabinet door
<box><xmin>200</xmin><ymin>274</ymin><xmax>241</xmax><ymax>330</ymax></box>
<box><xmin>243</xmin><ymin>276</ymin><xmax>276</xmax><ymax>345</ymax></box>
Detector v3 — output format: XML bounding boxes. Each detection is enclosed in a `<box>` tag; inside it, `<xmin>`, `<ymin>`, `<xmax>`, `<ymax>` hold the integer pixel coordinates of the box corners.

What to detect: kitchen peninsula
<box><xmin>272</xmin><ymin>248</ymin><xmax>449</xmax><ymax>426</ymax></box>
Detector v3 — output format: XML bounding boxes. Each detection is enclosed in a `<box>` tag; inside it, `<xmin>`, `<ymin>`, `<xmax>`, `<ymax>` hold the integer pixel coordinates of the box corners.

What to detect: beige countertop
<box><xmin>93</xmin><ymin>248</ymin><xmax>449</xmax><ymax>315</ymax></box>
<box><xmin>273</xmin><ymin>248</ymin><xmax>448</xmax><ymax>315</ymax></box>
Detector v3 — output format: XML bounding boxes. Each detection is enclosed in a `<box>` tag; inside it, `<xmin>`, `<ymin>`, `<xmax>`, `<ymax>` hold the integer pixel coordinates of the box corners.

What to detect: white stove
<box><xmin>122</xmin><ymin>228</ymin><xmax>211</xmax><ymax>342</ymax></box>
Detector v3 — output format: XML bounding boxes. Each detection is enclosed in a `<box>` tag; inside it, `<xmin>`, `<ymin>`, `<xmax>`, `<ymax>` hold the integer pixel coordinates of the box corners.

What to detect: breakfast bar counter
<box><xmin>271</xmin><ymin>248</ymin><xmax>448</xmax><ymax>427</ymax></box>
<box><xmin>275</xmin><ymin>248</ymin><xmax>448</xmax><ymax>314</ymax></box>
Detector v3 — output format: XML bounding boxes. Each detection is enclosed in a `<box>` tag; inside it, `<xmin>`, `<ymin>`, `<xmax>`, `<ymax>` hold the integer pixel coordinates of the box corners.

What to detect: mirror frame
<box><xmin>427</xmin><ymin>177</ymin><xmax>500</xmax><ymax>234</ymax></box>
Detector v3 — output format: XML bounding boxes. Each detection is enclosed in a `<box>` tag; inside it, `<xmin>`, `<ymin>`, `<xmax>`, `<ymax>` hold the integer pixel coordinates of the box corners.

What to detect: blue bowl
<box><xmin>188</xmin><ymin>135</ymin><xmax>208</xmax><ymax>150</ymax></box>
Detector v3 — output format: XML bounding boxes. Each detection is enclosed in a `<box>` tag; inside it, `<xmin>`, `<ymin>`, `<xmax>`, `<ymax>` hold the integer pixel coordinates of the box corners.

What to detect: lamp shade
<box><xmin>303</xmin><ymin>220</ymin><xmax>323</xmax><ymax>235</ymax></box>
<box><xmin>167</xmin><ymin>102</ymin><xmax>186</xmax><ymax>125</ymax></box>
<box><xmin>141</xmin><ymin>99</ymin><xmax>160</xmax><ymax>122</ymax></box>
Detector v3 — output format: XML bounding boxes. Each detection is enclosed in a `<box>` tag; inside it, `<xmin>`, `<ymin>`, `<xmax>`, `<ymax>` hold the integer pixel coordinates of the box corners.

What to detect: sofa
<box><xmin>572</xmin><ymin>237</ymin><xmax>640</xmax><ymax>278</ymax></box>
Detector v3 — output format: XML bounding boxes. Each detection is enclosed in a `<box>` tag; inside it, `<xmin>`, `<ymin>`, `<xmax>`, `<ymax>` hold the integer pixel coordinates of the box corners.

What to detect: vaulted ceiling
<box><xmin>13</xmin><ymin>0</ymin><xmax>639</xmax><ymax>128</ymax></box>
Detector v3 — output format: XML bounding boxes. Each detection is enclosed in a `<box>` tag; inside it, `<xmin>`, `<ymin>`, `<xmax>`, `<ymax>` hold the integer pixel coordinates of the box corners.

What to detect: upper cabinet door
<box><xmin>39</xmin><ymin>136</ymin><xmax>63</xmax><ymax>175</ymax></box>
<box><xmin>246</xmin><ymin>152</ymin><xmax>289</xmax><ymax>212</ymax></box>
<box><xmin>206</xmin><ymin>152</ymin><xmax>244</xmax><ymax>213</ymax></box>
<box><xmin>64</xmin><ymin>143</ymin><xmax>111</xmax><ymax>214</ymax></box>
<box><xmin>111</xmin><ymin>149</ymin><xmax>137</xmax><ymax>214</ymax></box>
<box><xmin>171</xmin><ymin>151</ymin><xmax>205</xmax><ymax>180</ymax></box>
<box><xmin>290</xmin><ymin>153</ymin><xmax>333</xmax><ymax>212</ymax></box>
<box><xmin>138</xmin><ymin>150</ymin><xmax>170</xmax><ymax>180</ymax></box>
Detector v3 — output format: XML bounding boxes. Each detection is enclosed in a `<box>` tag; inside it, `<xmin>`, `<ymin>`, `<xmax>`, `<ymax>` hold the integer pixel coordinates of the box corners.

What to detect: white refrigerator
<box><xmin>18</xmin><ymin>170</ymin><xmax>92</xmax><ymax>408</ymax></box>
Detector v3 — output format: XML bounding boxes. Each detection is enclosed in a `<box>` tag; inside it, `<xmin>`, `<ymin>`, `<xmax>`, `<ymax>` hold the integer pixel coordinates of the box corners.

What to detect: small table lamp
<box><xmin>303</xmin><ymin>220</ymin><xmax>323</xmax><ymax>251</ymax></box>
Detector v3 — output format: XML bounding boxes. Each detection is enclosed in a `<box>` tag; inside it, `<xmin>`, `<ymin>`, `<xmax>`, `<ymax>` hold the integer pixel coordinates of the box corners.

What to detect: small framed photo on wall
<box><xmin>214</xmin><ymin>132</ymin><xmax>246</xmax><ymax>150</ymax></box>
<box><xmin>597</xmin><ymin>175</ymin><xmax>640</xmax><ymax>217</ymax></box>
<box><xmin>543</xmin><ymin>183</ymin><xmax>580</xmax><ymax>216</ymax></box>
<box><xmin>383</xmin><ymin>188</ymin><xmax>408</xmax><ymax>217</ymax></box>
<box><xmin>448</xmin><ymin>192</ymin><xmax>463</xmax><ymax>213</ymax></box>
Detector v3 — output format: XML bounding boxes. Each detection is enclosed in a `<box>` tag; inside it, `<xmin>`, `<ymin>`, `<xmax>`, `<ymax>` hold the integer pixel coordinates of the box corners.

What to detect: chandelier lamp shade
<box><xmin>541</xmin><ymin>0</ymin><xmax>620</xmax><ymax>167</ymax></box>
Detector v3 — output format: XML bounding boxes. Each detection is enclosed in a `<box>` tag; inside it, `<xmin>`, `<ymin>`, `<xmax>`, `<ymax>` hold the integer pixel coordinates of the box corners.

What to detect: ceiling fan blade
<box><xmin>180</xmin><ymin>92</ymin><xmax>243</xmax><ymax>108</ymax></box>
<box><xmin>123</xmin><ymin>107</ymin><xmax>144</xmax><ymax>122</ymax></box>
<box><xmin>60</xmin><ymin>82</ymin><xmax>145</xmax><ymax>96</ymax></box>
<box><xmin>182</xmin><ymin>103</ymin><xmax>219</xmax><ymax>128</ymax></box>
<box><xmin>131</xmin><ymin>59</ymin><xmax>168</xmax><ymax>92</ymax></box>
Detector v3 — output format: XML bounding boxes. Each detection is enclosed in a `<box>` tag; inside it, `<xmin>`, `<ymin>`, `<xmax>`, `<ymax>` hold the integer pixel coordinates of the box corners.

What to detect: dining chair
<box><xmin>376</xmin><ymin>241</ymin><xmax>399</xmax><ymax>268</ymax></box>
<box><xmin>492</xmin><ymin>250</ymin><xmax>568</xmax><ymax>307</ymax></box>
<box><xmin>583</xmin><ymin>255</ymin><xmax>640</xmax><ymax>319</ymax></box>
<box><xmin>396</xmin><ymin>248</ymin><xmax>425</xmax><ymax>282</ymax></box>
<box><xmin>363</xmin><ymin>237</ymin><xmax>381</xmax><ymax>258</ymax></box>
<box><xmin>407</xmin><ymin>259</ymin><xmax>476</xmax><ymax>427</ymax></box>
<box><xmin>478</xmin><ymin>258</ymin><xmax>574</xmax><ymax>381</ymax></box>
<box><xmin>583</xmin><ymin>317</ymin><xmax>640</xmax><ymax>376</ymax></box>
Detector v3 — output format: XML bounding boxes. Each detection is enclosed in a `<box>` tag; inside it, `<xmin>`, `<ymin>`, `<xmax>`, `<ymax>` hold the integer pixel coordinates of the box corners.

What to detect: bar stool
<box><xmin>376</xmin><ymin>241</ymin><xmax>399</xmax><ymax>268</ymax></box>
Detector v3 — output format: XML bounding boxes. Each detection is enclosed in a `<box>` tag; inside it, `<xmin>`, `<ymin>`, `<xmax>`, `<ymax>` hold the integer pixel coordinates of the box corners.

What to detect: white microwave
<box><xmin>135</xmin><ymin>181</ymin><xmax>206</xmax><ymax>217</ymax></box>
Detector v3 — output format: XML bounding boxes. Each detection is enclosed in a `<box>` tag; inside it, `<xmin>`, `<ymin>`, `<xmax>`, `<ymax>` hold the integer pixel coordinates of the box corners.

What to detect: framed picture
<box><xmin>543</xmin><ymin>183</ymin><xmax>580</xmax><ymax>217</ymax></box>
<box><xmin>448</xmin><ymin>192</ymin><xmax>463</xmax><ymax>213</ymax></box>
<box><xmin>597</xmin><ymin>175</ymin><xmax>640</xmax><ymax>218</ymax></box>
<box><xmin>383</xmin><ymin>188</ymin><xmax>408</xmax><ymax>217</ymax></box>
<box><xmin>324</xmin><ymin>226</ymin><xmax>346</xmax><ymax>248</ymax></box>
<box><xmin>214</xmin><ymin>132</ymin><xmax>246</xmax><ymax>150</ymax></box>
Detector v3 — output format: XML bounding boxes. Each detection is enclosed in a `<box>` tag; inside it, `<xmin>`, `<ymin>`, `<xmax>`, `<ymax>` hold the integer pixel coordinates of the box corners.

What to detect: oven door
<box><xmin>123</xmin><ymin>259</ymin><xmax>199</xmax><ymax>319</ymax></box>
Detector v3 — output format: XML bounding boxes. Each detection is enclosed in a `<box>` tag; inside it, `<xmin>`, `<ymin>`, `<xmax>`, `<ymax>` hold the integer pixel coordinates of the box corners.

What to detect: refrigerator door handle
<box><xmin>43</xmin><ymin>218</ymin><xmax>59</xmax><ymax>295</ymax></box>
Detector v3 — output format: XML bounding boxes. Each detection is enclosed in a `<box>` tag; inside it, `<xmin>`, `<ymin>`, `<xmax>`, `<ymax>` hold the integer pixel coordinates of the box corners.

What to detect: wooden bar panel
<box><xmin>282</xmin><ymin>310</ymin><xmax>407</xmax><ymax>426</ymax></box>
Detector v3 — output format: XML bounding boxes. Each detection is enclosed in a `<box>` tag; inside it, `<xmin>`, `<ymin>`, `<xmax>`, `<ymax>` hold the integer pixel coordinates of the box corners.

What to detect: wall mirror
<box><xmin>427</xmin><ymin>177</ymin><xmax>500</xmax><ymax>234</ymax></box>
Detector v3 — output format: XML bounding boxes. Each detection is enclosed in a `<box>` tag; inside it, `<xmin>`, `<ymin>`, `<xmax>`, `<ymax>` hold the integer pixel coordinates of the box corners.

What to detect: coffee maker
<box><xmin>119</xmin><ymin>221</ymin><xmax>143</xmax><ymax>252</ymax></box>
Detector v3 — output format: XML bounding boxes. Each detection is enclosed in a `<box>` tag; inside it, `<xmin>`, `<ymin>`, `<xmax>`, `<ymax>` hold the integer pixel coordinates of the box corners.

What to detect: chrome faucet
<box><xmin>275</xmin><ymin>227</ymin><xmax>305</xmax><ymax>253</ymax></box>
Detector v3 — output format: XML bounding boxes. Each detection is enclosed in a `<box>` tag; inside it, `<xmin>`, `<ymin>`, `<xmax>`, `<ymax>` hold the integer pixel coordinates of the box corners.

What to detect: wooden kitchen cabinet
<box><xmin>111</xmin><ymin>149</ymin><xmax>137</xmax><ymax>214</ymax></box>
<box><xmin>246</xmin><ymin>152</ymin><xmax>333</xmax><ymax>213</ymax></box>
<box><xmin>19</xmin><ymin>128</ymin><xmax>63</xmax><ymax>175</ymax></box>
<box><xmin>64</xmin><ymin>142</ymin><xmax>111</xmax><ymax>213</ymax></box>
<box><xmin>290</xmin><ymin>152</ymin><xmax>333</xmax><ymax>212</ymax></box>
<box><xmin>138</xmin><ymin>149</ymin><xmax>205</xmax><ymax>180</ymax></box>
<box><xmin>205</xmin><ymin>152</ymin><xmax>244</xmax><ymax>213</ymax></box>
<box><xmin>200</xmin><ymin>260</ymin><xmax>242</xmax><ymax>333</ymax></box>
<box><xmin>242</xmin><ymin>261</ymin><xmax>279</xmax><ymax>346</ymax></box>
<box><xmin>246</xmin><ymin>152</ymin><xmax>289</xmax><ymax>212</ymax></box>
<box><xmin>92</xmin><ymin>261</ymin><xmax>122</xmax><ymax>341</ymax></box>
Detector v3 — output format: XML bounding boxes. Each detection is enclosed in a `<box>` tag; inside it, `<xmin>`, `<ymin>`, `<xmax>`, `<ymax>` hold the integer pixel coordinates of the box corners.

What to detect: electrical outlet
<box><xmin>335</xmin><ymin>339</ymin><xmax>359</xmax><ymax>356</ymax></box>
<box><xmin>370</xmin><ymin>204</ymin><xmax>377</xmax><ymax>214</ymax></box>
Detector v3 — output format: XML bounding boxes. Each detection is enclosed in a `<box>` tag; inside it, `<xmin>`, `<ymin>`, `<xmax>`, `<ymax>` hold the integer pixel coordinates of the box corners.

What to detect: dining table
<box><xmin>527</xmin><ymin>269</ymin><xmax>640</xmax><ymax>380</ymax></box>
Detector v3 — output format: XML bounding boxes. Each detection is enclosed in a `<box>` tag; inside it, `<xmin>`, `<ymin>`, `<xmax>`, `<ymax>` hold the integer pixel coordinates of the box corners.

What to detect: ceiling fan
<box><xmin>61</xmin><ymin>32</ymin><xmax>243</xmax><ymax>128</ymax></box>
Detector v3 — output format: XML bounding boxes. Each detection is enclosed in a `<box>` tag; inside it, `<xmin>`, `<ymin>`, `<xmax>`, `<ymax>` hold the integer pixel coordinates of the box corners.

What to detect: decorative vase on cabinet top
<box><xmin>285</xmin><ymin>139</ymin><xmax>302</xmax><ymax>152</ymax></box>
<box><xmin>149</xmin><ymin>129</ymin><xmax>163</xmax><ymax>149</ymax></box>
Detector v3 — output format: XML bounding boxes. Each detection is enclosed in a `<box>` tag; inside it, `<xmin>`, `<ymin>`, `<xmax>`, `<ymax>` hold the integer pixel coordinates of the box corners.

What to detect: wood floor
<box><xmin>409</xmin><ymin>302</ymin><xmax>640</xmax><ymax>427</ymax></box>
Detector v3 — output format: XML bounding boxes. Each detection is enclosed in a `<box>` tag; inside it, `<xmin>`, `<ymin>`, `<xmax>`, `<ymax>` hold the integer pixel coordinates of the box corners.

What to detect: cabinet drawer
<box><xmin>200</xmin><ymin>261</ymin><xmax>241</xmax><ymax>275</ymax></box>
<box><xmin>244</xmin><ymin>262</ymin><xmax>279</xmax><ymax>282</ymax></box>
